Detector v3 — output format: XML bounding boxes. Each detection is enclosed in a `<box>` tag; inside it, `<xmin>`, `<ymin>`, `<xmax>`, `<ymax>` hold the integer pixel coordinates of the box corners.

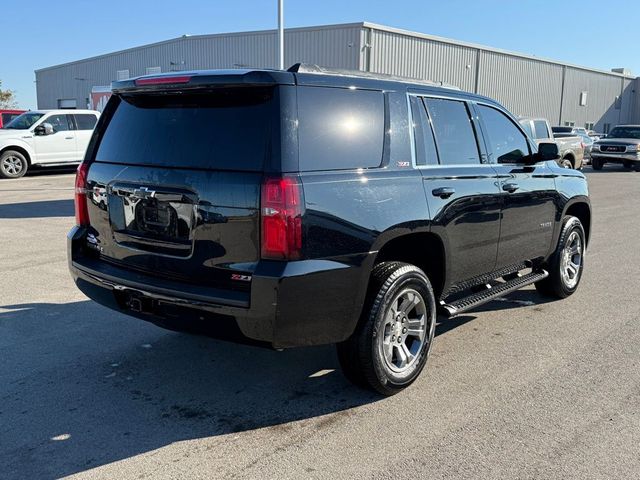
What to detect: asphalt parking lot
<box><xmin>1</xmin><ymin>167</ymin><xmax>639</xmax><ymax>480</ymax></box>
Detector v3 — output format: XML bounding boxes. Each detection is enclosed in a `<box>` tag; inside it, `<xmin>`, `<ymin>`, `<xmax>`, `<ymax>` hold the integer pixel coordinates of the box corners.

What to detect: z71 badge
<box><xmin>397</xmin><ymin>161</ymin><xmax>410</xmax><ymax>167</ymax></box>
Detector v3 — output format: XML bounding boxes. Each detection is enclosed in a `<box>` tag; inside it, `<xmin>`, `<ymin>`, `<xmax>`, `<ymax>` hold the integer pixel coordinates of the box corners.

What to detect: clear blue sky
<box><xmin>2</xmin><ymin>0</ymin><xmax>637</xmax><ymax>109</ymax></box>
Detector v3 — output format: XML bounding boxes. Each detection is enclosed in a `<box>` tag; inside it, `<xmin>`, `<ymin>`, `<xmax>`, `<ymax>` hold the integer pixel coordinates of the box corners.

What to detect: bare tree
<box><xmin>0</xmin><ymin>80</ymin><xmax>18</xmax><ymax>109</ymax></box>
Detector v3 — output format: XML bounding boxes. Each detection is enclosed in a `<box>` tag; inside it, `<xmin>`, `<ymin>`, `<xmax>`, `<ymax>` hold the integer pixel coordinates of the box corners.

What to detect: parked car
<box><xmin>577</xmin><ymin>134</ymin><xmax>594</xmax><ymax>163</ymax></box>
<box><xmin>591</xmin><ymin>125</ymin><xmax>640</xmax><ymax>171</ymax></box>
<box><xmin>0</xmin><ymin>109</ymin><xmax>26</xmax><ymax>129</ymax></box>
<box><xmin>68</xmin><ymin>66</ymin><xmax>591</xmax><ymax>395</ymax></box>
<box><xmin>519</xmin><ymin>118</ymin><xmax>585</xmax><ymax>169</ymax></box>
<box><xmin>0</xmin><ymin>109</ymin><xmax>99</xmax><ymax>178</ymax></box>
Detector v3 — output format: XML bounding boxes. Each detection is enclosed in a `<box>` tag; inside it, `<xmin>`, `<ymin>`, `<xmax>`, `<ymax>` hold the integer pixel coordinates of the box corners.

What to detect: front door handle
<box><xmin>502</xmin><ymin>183</ymin><xmax>519</xmax><ymax>193</ymax></box>
<box><xmin>65</xmin><ymin>136</ymin><xmax>74</xmax><ymax>140</ymax></box>
<box><xmin>432</xmin><ymin>187</ymin><xmax>456</xmax><ymax>199</ymax></box>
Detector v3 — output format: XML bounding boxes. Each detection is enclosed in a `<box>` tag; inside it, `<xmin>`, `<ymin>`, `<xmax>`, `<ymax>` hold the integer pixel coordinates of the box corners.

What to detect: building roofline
<box><xmin>361</xmin><ymin>22</ymin><xmax>637</xmax><ymax>80</ymax></box>
<box><xmin>34</xmin><ymin>22</ymin><xmax>365</xmax><ymax>73</ymax></box>
<box><xmin>36</xmin><ymin>21</ymin><xmax>636</xmax><ymax>81</ymax></box>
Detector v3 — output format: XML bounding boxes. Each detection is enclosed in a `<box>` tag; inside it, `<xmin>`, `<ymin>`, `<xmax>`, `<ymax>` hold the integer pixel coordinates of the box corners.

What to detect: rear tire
<box><xmin>0</xmin><ymin>150</ymin><xmax>28</xmax><ymax>179</ymax></box>
<box><xmin>561</xmin><ymin>157</ymin><xmax>573</xmax><ymax>169</ymax></box>
<box><xmin>337</xmin><ymin>262</ymin><xmax>437</xmax><ymax>396</ymax></box>
<box><xmin>535</xmin><ymin>216</ymin><xmax>585</xmax><ymax>299</ymax></box>
<box><xmin>591</xmin><ymin>158</ymin><xmax>603</xmax><ymax>170</ymax></box>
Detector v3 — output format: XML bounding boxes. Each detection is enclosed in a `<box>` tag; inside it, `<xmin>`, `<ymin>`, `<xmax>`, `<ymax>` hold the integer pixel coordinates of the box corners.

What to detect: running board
<box><xmin>440</xmin><ymin>270</ymin><xmax>549</xmax><ymax>317</ymax></box>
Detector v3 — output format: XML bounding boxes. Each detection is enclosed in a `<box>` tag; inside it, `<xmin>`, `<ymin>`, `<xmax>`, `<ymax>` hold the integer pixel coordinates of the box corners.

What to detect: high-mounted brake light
<box><xmin>261</xmin><ymin>177</ymin><xmax>304</xmax><ymax>260</ymax></box>
<box><xmin>74</xmin><ymin>162</ymin><xmax>90</xmax><ymax>226</ymax></box>
<box><xmin>134</xmin><ymin>75</ymin><xmax>192</xmax><ymax>86</ymax></box>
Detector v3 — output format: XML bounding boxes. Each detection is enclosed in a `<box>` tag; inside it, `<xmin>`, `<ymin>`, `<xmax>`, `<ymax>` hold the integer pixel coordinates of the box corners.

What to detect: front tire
<box><xmin>0</xmin><ymin>150</ymin><xmax>28</xmax><ymax>179</ymax></box>
<box><xmin>591</xmin><ymin>158</ymin><xmax>603</xmax><ymax>170</ymax></box>
<box><xmin>535</xmin><ymin>216</ymin><xmax>586</xmax><ymax>299</ymax></box>
<box><xmin>337</xmin><ymin>262</ymin><xmax>437</xmax><ymax>396</ymax></box>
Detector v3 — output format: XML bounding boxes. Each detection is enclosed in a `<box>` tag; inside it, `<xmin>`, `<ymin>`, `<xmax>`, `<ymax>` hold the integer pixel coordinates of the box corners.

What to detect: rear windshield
<box><xmin>95</xmin><ymin>88</ymin><xmax>274</xmax><ymax>170</ymax></box>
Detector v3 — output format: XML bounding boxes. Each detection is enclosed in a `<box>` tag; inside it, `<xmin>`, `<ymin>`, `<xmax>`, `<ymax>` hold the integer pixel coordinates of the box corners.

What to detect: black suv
<box><xmin>68</xmin><ymin>65</ymin><xmax>591</xmax><ymax>395</ymax></box>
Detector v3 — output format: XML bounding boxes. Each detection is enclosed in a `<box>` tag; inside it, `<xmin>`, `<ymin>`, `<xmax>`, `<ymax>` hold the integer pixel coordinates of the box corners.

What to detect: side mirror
<box><xmin>34</xmin><ymin>123</ymin><xmax>54</xmax><ymax>136</ymax></box>
<box><xmin>537</xmin><ymin>142</ymin><xmax>560</xmax><ymax>162</ymax></box>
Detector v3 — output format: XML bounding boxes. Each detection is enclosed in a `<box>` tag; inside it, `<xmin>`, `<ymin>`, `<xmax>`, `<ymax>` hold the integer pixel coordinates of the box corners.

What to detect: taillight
<box><xmin>74</xmin><ymin>162</ymin><xmax>90</xmax><ymax>226</ymax></box>
<box><xmin>260</xmin><ymin>177</ymin><xmax>304</xmax><ymax>260</ymax></box>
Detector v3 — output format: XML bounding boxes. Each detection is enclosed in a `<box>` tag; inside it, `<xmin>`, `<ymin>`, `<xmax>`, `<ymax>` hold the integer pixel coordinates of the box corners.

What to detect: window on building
<box><xmin>477</xmin><ymin>105</ymin><xmax>530</xmax><ymax>164</ymax></box>
<box><xmin>116</xmin><ymin>69</ymin><xmax>130</xmax><ymax>81</ymax></box>
<box><xmin>614</xmin><ymin>96</ymin><xmax>622</xmax><ymax>110</ymax></box>
<box><xmin>564</xmin><ymin>121</ymin><xmax>576</xmax><ymax>127</ymax></box>
<box><xmin>585</xmin><ymin>122</ymin><xmax>595</xmax><ymax>131</ymax></box>
<box><xmin>146</xmin><ymin>66</ymin><xmax>162</xmax><ymax>75</ymax></box>
<box><xmin>603</xmin><ymin>123</ymin><xmax>611</xmax><ymax>134</ymax></box>
<box><xmin>57</xmin><ymin>99</ymin><xmax>77</xmax><ymax>109</ymax></box>
<box><xmin>424</xmin><ymin>98</ymin><xmax>480</xmax><ymax>165</ymax></box>
<box><xmin>409</xmin><ymin>96</ymin><xmax>439</xmax><ymax>166</ymax></box>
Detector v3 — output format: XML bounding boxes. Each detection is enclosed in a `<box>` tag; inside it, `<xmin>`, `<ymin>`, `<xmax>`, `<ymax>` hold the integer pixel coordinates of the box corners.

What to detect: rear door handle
<box><xmin>502</xmin><ymin>183</ymin><xmax>519</xmax><ymax>193</ymax></box>
<box><xmin>432</xmin><ymin>187</ymin><xmax>456</xmax><ymax>199</ymax></box>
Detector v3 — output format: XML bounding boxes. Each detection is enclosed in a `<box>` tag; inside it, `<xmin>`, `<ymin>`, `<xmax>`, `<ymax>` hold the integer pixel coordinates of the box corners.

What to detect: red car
<box><xmin>0</xmin><ymin>109</ymin><xmax>26</xmax><ymax>128</ymax></box>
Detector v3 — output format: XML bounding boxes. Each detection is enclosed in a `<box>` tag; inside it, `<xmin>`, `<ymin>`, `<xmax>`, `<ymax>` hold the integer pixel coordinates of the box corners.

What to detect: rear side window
<box><xmin>478</xmin><ymin>105</ymin><xmax>530</xmax><ymax>163</ymax></box>
<box><xmin>297</xmin><ymin>86</ymin><xmax>384</xmax><ymax>171</ymax></box>
<box><xmin>409</xmin><ymin>96</ymin><xmax>438</xmax><ymax>166</ymax></box>
<box><xmin>425</xmin><ymin>98</ymin><xmax>480</xmax><ymax>165</ymax></box>
<box><xmin>95</xmin><ymin>88</ymin><xmax>274</xmax><ymax>171</ymax></box>
<box><xmin>533</xmin><ymin>120</ymin><xmax>549</xmax><ymax>139</ymax></box>
<box><xmin>75</xmin><ymin>114</ymin><xmax>98</xmax><ymax>130</ymax></box>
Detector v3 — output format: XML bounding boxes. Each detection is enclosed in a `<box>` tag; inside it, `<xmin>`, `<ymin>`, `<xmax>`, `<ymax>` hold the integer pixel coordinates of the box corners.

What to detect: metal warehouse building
<box><xmin>35</xmin><ymin>22</ymin><xmax>640</xmax><ymax>132</ymax></box>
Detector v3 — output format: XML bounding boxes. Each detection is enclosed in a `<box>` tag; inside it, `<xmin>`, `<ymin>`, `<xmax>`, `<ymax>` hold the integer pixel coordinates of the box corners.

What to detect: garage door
<box><xmin>57</xmin><ymin>99</ymin><xmax>77</xmax><ymax>109</ymax></box>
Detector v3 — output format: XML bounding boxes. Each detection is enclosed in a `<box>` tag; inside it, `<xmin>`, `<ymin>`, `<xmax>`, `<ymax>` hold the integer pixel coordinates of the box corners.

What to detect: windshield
<box><xmin>608</xmin><ymin>127</ymin><xmax>640</xmax><ymax>139</ymax></box>
<box><xmin>4</xmin><ymin>112</ymin><xmax>44</xmax><ymax>130</ymax></box>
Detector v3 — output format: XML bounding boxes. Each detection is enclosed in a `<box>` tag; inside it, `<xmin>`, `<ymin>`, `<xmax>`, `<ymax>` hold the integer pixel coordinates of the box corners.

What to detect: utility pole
<box><xmin>278</xmin><ymin>0</ymin><xmax>284</xmax><ymax>70</ymax></box>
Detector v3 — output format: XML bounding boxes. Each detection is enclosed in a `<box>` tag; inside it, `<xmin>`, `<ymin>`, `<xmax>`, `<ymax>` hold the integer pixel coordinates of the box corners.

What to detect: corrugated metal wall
<box><xmin>36</xmin><ymin>22</ymin><xmax>638</xmax><ymax>131</ymax></box>
<box><xmin>476</xmin><ymin>51</ymin><xmax>564</xmax><ymax>121</ymax></box>
<box><xmin>561</xmin><ymin>68</ymin><xmax>626</xmax><ymax>131</ymax></box>
<box><xmin>366</xmin><ymin>28</ymin><xmax>477</xmax><ymax>92</ymax></box>
<box><xmin>35</xmin><ymin>24</ymin><xmax>361</xmax><ymax>109</ymax></box>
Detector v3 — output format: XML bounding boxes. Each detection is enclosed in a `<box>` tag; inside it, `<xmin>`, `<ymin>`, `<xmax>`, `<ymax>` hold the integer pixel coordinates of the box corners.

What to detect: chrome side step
<box><xmin>440</xmin><ymin>270</ymin><xmax>548</xmax><ymax>317</ymax></box>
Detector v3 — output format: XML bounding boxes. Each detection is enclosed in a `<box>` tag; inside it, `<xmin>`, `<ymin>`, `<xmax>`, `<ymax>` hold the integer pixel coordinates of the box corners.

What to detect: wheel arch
<box><xmin>371</xmin><ymin>232</ymin><xmax>447</xmax><ymax>299</ymax></box>
<box><xmin>0</xmin><ymin>144</ymin><xmax>33</xmax><ymax>166</ymax></box>
<box><xmin>564</xmin><ymin>199</ymin><xmax>591</xmax><ymax>246</ymax></box>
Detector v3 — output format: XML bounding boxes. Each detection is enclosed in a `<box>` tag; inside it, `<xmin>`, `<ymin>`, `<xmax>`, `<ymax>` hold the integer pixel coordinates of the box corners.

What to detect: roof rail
<box><xmin>287</xmin><ymin>63</ymin><xmax>460</xmax><ymax>90</ymax></box>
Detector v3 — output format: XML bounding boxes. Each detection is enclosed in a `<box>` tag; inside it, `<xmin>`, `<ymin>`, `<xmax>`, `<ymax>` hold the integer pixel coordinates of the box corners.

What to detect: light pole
<box><xmin>278</xmin><ymin>0</ymin><xmax>284</xmax><ymax>70</ymax></box>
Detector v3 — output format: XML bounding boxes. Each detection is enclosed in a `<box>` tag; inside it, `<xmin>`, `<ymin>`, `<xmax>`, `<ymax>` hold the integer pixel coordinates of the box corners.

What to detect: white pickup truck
<box><xmin>0</xmin><ymin>109</ymin><xmax>99</xmax><ymax>178</ymax></box>
<box><xmin>518</xmin><ymin>117</ymin><xmax>584</xmax><ymax>169</ymax></box>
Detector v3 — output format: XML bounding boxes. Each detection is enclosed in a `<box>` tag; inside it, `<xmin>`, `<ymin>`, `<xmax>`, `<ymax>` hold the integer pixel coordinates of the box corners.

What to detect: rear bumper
<box><xmin>68</xmin><ymin>226</ymin><xmax>373</xmax><ymax>348</ymax></box>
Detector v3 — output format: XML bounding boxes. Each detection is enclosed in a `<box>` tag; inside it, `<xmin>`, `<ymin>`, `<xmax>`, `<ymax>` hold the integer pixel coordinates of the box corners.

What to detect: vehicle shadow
<box><xmin>26</xmin><ymin>165</ymin><xmax>78</xmax><ymax>177</ymax></box>
<box><xmin>0</xmin><ymin>292</ymin><xmax>536</xmax><ymax>479</ymax></box>
<box><xmin>0</xmin><ymin>199</ymin><xmax>74</xmax><ymax>219</ymax></box>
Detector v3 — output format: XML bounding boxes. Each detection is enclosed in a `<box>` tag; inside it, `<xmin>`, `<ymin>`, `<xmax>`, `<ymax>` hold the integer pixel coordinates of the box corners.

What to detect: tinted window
<box><xmin>478</xmin><ymin>105</ymin><xmax>530</xmax><ymax>163</ymax></box>
<box><xmin>75</xmin><ymin>114</ymin><xmax>97</xmax><ymax>130</ymax></box>
<box><xmin>297</xmin><ymin>86</ymin><xmax>384</xmax><ymax>171</ymax></box>
<box><xmin>533</xmin><ymin>120</ymin><xmax>549</xmax><ymax>139</ymax></box>
<box><xmin>95</xmin><ymin>88</ymin><xmax>274</xmax><ymax>170</ymax></box>
<box><xmin>552</xmin><ymin>126</ymin><xmax>572</xmax><ymax>134</ymax></box>
<box><xmin>608</xmin><ymin>127</ymin><xmax>640</xmax><ymax>139</ymax></box>
<box><xmin>409</xmin><ymin>96</ymin><xmax>438</xmax><ymax>166</ymax></box>
<box><xmin>1</xmin><ymin>113</ymin><xmax>21</xmax><ymax>126</ymax></box>
<box><xmin>4</xmin><ymin>112</ymin><xmax>44</xmax><ymax>130</ymax></box>
<box><xmin>46</xmin><ymin>114</ymin><xmax>72</xmax><ymax>132</ymax></box>
<box><xmin>425</xmin><ymin>98</ymin><xmax>480</xmax><ymax>165</ymax></box>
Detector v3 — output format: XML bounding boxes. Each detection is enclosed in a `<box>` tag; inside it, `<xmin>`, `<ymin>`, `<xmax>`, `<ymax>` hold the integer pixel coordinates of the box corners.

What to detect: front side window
<box><xmin>478</xmin><ymin>105</ymin><xmax>530</xmax><ymax>164</ymax></box>
<box><xmin>45</xmin><ymin>114</ymin><xmax>72</xmax><ymax>132</ymax></box>
<box><xmin>533</xmin><ymin>120</ymin><xmax>549</xmax><ymax>139</ymax></box>
<box><xmin>409</xmin><ymin>96</ymin><xmax>438</xmax><ymax>166</ymax></box>
<box><xmin>425</xmin><ymin>98</ymin><xmax>480</xmax><ymax>165</ymax></box>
